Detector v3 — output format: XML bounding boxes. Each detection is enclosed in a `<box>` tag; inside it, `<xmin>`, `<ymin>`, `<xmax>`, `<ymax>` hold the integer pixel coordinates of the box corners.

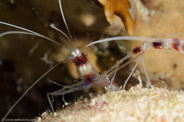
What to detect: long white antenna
<box><xmin>58</xmin><ymin>0</ymin><xmax>73</xmax><ymax>40</ymax></box>
<box><xmin>85</xmin><ymin>36</ymin><xmax>162</xmax><ymax>48</ymax></box>
<box><xmin>1</xmin><ymin>63</ymin><xmax>61</xmax><ymax>122</ymax></box>
<box><xmin>50</xmin><ymin>23</ymin><xmax>70</xmax><ymax>41</ymax></box>
<box><xmin>0</xmin><ymin>21</ymin><xmax>63</xmax><ymax>47</ymax></box>
<box><xmin>0</xmin><ymin>31</ymin><xmax>63</xmax><ymax>47</ymax></box>
<box><xmin>0</xmin><ymin>21</ymin><xmax>39</xmax><ymax>34</ymax></box>
<box><xmin>50</xmin><ymin>23</ymin><xmax>74</xmax><ymax>51</ymax></box>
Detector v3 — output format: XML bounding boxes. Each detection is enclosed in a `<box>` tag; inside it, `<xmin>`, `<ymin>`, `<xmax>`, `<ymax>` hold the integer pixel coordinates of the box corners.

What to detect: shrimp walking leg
<box><xmin>141</xmin><ymin>57</ymin><xmax>152</xmax><ymax>87</ymax></box>
<box><xmin>123</xmin><ymin>53</ymin><xmax>144</xmax><ymax>90</ymax></box>
<box><xmin>107</xmin><ymin>61</ymin><xmax>120</xmax><ymax>90</ymax></box>
<box><xmin>1</xmin><ymin>63</ymin><xmax>60</xmax><ymax>122</ymax></box>
<box><xmin>136</xmin><ymin>70</ymin><xmax>143</xmax><ymax>87</ymax></box>
<box><xmin>47</xmin><ymin>84</ymin><xmax>84</xmax><ymax>112</ymax></box>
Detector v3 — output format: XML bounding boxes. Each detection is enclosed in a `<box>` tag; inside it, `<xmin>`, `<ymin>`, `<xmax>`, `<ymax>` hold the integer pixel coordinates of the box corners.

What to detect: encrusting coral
<box><xmin>36</xmin><ymin>85</ymin><xmax>184</xmax><ymax>122</ymax></box>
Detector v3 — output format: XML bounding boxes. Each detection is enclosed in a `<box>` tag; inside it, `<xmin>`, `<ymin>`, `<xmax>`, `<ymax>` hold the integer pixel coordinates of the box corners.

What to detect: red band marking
<box><xmin>182</xmin><ymin>44</ymin><xmax>184</xmax><ymax>52</ymax></box>
<box><xmin>172</xmin><ymin>38</ymin><xmax>180</xmax><ymax>51</ymax></box>
<box><xmin>152</xmin><ymin>40</ymin><xmax>163</xmax><ymax>49</ymax></box>
<box><xmin>132</xmin><ymin>46</ymin><xmax>142</xmax><ymax>54</ymax></box>
<box><xmin>84</xmin><ymin>73</ymin><xmax>96</xmax><ymax>87</ymax></box>
<box><xmin>72</xmin><ymin>53</ymin><xmax>88</xmax><ymax>66</ymax></box>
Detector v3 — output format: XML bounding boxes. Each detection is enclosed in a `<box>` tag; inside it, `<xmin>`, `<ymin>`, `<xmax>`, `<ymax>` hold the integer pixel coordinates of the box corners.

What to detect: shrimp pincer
<box><xmin>86</xmin><ymin>36</ymin><xmax>184</xmax><ymax>89</ymax></box>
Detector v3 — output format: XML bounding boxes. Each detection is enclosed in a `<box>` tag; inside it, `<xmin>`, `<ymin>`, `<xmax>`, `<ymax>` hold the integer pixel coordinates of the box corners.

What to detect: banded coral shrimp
<box><xmin>2</xmin><ymin>0</ymin><xmax>181</xmax><ymax>121</ymax></box>
<box><xmin>0</xmin><ymin>0</ymin><xmax>136</xmax><ymax>121</ymax></box>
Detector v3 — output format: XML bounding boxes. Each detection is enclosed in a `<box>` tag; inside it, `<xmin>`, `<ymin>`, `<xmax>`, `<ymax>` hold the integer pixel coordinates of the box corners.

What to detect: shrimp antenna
<box><xmin>85</xmin><ymin>36</ymin><xmax>163</xmax><ymax>48</ymax></box>
<box><xmin>0</xmin><ymin>21</ymin><xmax>39</xmax><ymax>35</ymax></box>
<box><xmin>49</xmin><ymin>23</ymin><xmax>80</xmax><ymax>56</ymax></box>
<box><xmin>50</xmin><ymin>23</ymin><xmax>75</xmax><ymax>50</ymax></box>
<box><xmin>0</xmin><ymin>31</ymin><xmax>63</xmax><ymax>47</ymax></box>
<box><xmin>58</xmin><ymin>0</ymin><xmax>82</xmax><ymax>55</ymax></box>
<box><xmin>50</xmin><ymin>23</ymin><xmax>70</xmax><ymax>41</ymax></box>
<box><xmin>1</xmin><ymin>63</ymin><xmax>61</xmax><ymax>122</ymax></box>
<box><xmin>0</xmin><ymin>21</ymin><xmax>80</xmax><ymax>58</ymax></box>
<box><xmin>58</xmin><ymin>0</ymin><xmax>73</xmax><ymax>40</ymax></box>
<box><xmin>0</xmin><ymin>31</ymin><xmax>34</xmax><ymax>37</ymax></box>
<box><xmin>0</xmin><ymin>21</ymin><xmax>63</xmax><ymax>47</ymax></box>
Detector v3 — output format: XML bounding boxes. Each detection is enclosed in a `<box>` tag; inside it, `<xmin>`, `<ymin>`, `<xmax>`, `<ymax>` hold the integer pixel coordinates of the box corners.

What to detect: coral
<box><xmin>97</xmin><ymin>0</ymin><xmax>134</xmax><ymax>35</ymax></box>
<box><xmin>36</xmin><ymin>86</ymin><xmax>184</xmax><ymax>122</ymax></box>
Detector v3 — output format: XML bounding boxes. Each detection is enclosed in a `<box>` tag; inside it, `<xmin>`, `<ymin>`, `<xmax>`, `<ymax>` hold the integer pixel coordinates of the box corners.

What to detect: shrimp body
<box><xmin>71</xmin><ymin>48</ymin><xmax>109</xmax><ymax>89</ymax></box>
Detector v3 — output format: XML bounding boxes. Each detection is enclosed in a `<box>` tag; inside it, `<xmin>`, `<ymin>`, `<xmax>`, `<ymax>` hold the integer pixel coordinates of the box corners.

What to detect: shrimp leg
<box><xmin>141</xmin><ymin>57</ymin><xmax>152</xmax><ymax>87</ymax></box>
<box><xmin>123</xmin><ymin>53</ymin><xmax>144</xmax><ymax>90</ymax></box>
<box><xmin>1</xmin><ymin>63</ymin><xmax>61</xmax><ymax>122</ymax></box>
<box><xmin>47</xmin><ymin>83</ymin><xmax>84</xmax><ymax>112</ymax></box>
